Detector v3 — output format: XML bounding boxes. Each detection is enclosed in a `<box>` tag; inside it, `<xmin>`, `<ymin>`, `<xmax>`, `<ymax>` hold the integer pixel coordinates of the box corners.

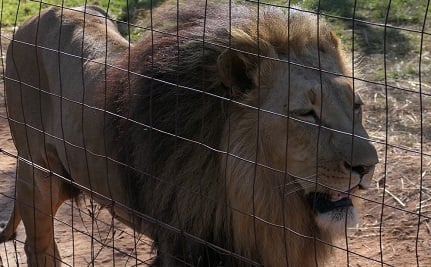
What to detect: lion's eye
<box><xmin>300</xmin><ymin>110</ymin><xmax>315</xmax><ymax>117</ymax></box>
<box><xmin>295</xmin><ymin>110</ymin><xmax>320</xmax><ymax>123</ymax></box>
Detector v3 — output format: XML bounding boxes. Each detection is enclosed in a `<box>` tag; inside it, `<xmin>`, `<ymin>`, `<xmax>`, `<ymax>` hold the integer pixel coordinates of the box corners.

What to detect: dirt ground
<box><xmin>1</xmin><ymin>30</ymin><xmax>431</xmax><ymax>267</ymax></box>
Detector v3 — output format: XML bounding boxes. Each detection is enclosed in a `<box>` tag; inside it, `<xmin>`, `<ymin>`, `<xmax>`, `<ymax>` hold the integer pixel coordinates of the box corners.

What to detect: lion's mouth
<box><xmin>307</xmin><ymin>188</ymin><xmax>357</xmax><ymax>214</ymax></box>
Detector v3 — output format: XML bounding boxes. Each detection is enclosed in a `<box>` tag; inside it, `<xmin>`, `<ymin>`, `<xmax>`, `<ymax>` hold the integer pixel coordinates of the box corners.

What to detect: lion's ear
<box><xmin>217</xmin><ymin>29</ymin><xmax>277</xmax><ymax>97</ymax></box>
<box><xmin>217</xmin><ymin>49</ymin><xmax>255</xmax><ymax>97</ymax></box>
<box><xmin>329</xmin><ymin>31</ymin><xmax>340</xmax><ymax>49</ymax></box>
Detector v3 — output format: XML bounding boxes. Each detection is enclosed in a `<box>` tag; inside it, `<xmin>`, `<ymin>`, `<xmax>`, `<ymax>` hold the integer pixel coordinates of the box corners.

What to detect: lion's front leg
<box><xmin>16</xmin><ymin>161</ymin><xmax>67</xmax><ymax>267</ymax></box>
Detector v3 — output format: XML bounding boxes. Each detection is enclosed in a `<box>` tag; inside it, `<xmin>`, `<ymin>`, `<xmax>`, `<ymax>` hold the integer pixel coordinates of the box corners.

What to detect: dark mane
<box><xmin>104</xmin><ymin>6</ymin><xmax>236</xmax><ymax>265</ymax></box>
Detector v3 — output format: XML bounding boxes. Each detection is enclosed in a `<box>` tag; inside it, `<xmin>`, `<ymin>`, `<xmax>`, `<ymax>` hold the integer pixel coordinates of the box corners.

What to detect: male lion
<box><xmin>1</xmin><ymin>2</ymin><xmax>378</xmax><ymax>266</ymax></box>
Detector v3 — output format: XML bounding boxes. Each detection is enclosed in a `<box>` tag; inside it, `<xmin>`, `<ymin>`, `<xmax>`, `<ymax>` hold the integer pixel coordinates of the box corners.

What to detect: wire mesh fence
<box><xmin>0</xmin><ymin>0</ymin><xmax>430</xmax><ymax>266</ymax></box>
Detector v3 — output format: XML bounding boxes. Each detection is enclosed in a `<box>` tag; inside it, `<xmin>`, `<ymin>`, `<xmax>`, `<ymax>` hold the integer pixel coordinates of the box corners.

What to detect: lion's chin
<box><xmin>307</xmin><ymin>192</ymin><xmax>359</xmax><ymax>234</ymax></box>
<box><xmin>314</xmin><ymin>206</ymin><xmax>359</xmax><ymax>234</ymax></box>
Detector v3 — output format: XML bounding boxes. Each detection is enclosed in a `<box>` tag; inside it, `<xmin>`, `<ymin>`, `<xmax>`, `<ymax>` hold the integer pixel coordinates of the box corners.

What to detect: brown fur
<box><xmin>2</xmin><ymin>2</ymin><xmax>378</xmax><ymax>266</ymax></box>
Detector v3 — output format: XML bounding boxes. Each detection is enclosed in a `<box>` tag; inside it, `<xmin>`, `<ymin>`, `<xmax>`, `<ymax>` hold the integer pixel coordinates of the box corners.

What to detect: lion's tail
<box><xmin>0</xmin><ymin>204</ymin><xmax>21</xmax><ymax>243</ymax></box>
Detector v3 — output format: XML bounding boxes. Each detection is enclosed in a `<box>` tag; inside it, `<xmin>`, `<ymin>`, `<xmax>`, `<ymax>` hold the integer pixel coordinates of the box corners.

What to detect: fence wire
<box><xmin>0</xmin><ymin>0</ymin><xmax>430</xmax><ymax>266</ymax></box>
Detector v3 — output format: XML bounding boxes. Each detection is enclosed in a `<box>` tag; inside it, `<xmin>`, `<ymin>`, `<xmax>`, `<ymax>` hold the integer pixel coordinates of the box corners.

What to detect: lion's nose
<box><xmin>343</xmin><ymin>162</ymin><xmax>372</xmax><ymax>176</ymax></box>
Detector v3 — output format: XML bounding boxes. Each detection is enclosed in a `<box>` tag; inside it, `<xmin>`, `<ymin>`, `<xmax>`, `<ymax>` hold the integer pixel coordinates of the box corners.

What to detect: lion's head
<box><xmin>217</xmin><ymin>7</ymin><xmax>378</xmax><ymax>238</ymax></box>
<box><xmin>210</xmin><ymin>13</ymin><xmax>379</xmax><ymax>256</ymax></box>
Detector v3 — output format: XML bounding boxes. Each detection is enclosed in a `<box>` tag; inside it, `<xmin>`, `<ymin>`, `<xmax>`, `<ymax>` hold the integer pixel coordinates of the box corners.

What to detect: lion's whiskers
<box><xmin>273</xmin><ymin>174</ymin><xmax>319</xmax><ymax>197</ymax></box>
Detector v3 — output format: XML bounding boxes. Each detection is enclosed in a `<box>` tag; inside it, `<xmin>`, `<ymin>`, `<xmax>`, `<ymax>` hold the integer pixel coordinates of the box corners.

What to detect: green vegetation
<box><xmin>269</xmin><ymin>0</ymin><xmax>430</xmax><ymax>25</ymax></box>
<box><xmin>2</xmin><ymin>0</ymin><xmax>114</xmax><ymax>26</ymax></box>
<box><xmin>0</xmin><ymin>0</ymin><xmax>162</xmax><ymax>27</ymax></box>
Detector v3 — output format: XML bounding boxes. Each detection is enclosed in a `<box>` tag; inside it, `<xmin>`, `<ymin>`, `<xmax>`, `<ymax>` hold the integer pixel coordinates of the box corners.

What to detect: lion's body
<box><xmin>2</xmin><ymin>2</ymin><xmax>378</xmax><ymax>266</ymax></box>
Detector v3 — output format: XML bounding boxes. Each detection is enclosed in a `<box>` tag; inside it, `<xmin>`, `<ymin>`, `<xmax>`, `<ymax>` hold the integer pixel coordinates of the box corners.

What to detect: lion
<box><xmin>1</xmin><ymin>2</ymin><xmax>378</xmax><ymax>266</ymax></box>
